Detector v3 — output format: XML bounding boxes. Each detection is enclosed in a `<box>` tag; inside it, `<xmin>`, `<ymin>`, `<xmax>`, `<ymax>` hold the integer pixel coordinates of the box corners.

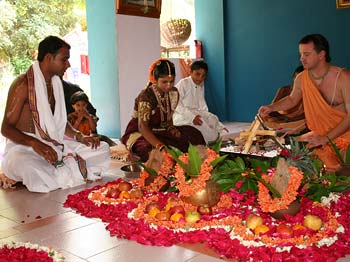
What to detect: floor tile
<box><xmin>87</xmin><ymin>241</ymin><xmax>200</xmax><ymax>262</ymax></box>
<box><xmin>0</xmin><ymin>198</ymin><xmax>69</xmax><ymax>224</ymax></box>
<box><xmin>0</xmin><ymin>216</ymin><xmax>20</xmax><ymax>231</ymax></box>
<box><xmin>3</xmin><ymin>214</ymin><xmax>97</xmax><ymax>244</ymax></box>
<box><xmin>59</xmin><ymin>250</ymin><xmax>89</xmax><ymax>262</ymax></box>
<box><xmin>41</xmin><ymin>222</ymin><xmax>125</xmax><ymax>259</ymax></box>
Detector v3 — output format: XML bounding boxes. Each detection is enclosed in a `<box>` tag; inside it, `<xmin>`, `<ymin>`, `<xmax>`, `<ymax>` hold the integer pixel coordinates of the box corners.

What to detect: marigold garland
<box><xmin>174</xmin><ymin>148</ymin><xmax>218</xmax><ymax>197</ymax></box>
<box><xmin>258</xmin><ymin>166</ymin><xmax>304</xmax><ymax>213</ymax></box>
<box><xmin>64</xmin><ymin>181</ymin><xmax>350</xmax><ymax>261</ymax></box>
<box><xmin>137</xmin><ymin>151</ymin><xmax>175</xmax><ymax>192</ymax></box>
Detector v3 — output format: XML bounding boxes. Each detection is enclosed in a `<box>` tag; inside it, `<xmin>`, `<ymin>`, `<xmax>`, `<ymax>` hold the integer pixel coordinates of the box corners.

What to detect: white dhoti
<box><xmin>2</xmin><ymin>136</ymin><xmax>110</xmax><ymax>193</ymax></box>
<box><xmin>174</xmin><ymin>109</ymin><xmax>223</xmax><ymax>143</ymax></box>
<box><xmin>1</xmin><ymin>61</ymin><xmax>110</xmax><ymax>193</ymax></box>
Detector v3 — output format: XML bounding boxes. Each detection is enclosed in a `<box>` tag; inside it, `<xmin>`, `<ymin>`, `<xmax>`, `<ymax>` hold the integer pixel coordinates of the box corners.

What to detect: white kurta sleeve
<box><xmin>173</xmin><ymin>78</ymin><xmax>197</xmax><ymax>125</ymax></box>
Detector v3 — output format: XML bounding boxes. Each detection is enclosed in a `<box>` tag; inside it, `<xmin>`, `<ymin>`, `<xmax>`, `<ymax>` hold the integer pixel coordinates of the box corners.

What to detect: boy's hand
<box><xmin>193</xmin><ymin>115</ymin><xmax>203</xmax><ymax>126</ymax></box>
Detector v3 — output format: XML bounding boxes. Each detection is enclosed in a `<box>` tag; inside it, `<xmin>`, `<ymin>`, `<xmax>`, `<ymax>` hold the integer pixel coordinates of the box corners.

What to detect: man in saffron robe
<box><xmin>259</xmin><ymin>34</ymin><xmax>350</xmax><ymax>170</ymax></box>
<box><xmin>0</xmin><ymin>36</ymin><xmax>110</xmax><ymax>192</ymax></box>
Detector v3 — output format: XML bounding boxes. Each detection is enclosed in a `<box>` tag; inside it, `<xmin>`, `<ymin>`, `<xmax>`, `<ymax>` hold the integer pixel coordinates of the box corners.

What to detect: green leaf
<box><xmin>166</xmin><ymin>186</ymin><xmax>179</xmax><ymax>193</ymax></box>
<box><xmin>210</xmin><ymin>138</ymin><xmax>222</xmax><ymax>153</ymax></box>
<box><xmin>219</xmin><ymin>183</ymin><xmax>236</xmax><ymax>192</ymax></box>
<box><xmin>250</xmin><ymin>158</ymin><xmax>270</xmax><ymax>174</ymax></box>
<box><xmin>331</xmin><ymin>185</ymin><xmax>349</xmax><ymax>192</ymax></box>
<box><xmin>345</xmin><ymin>145</ymin><xmax>350</xmax><ymax>164</ymax></box>
<box><xmin>166</xmin><ymin>145</ymin><xmax>183</xmax><ymax>159</ymax></box>
<box><xmin>166</xmin><ymin>145</ymin><xmax>193</xmax><ymax>174</ymax></box>
<box><xmin>210</xmin><ymin>154</ymin><xmax>227</xmax><ymax>168</ymax></box>
<box><xmin>139</xmin><ymin>163</ymin><xmax>158</xmax><ymax>177</ymax></box>
<box><xmin>235</xmin><ymin>157</ymin><xmax>246</xmax><ymax>171</ymax></box>
<box><xmin>187</xmin><ymin>144</ymin><xmax>202</xmax><ymax>176</ymax></box>
<box><xmin>327</xmin><ymin>137</ymin><xmax>345</xmax><ymax>164</ymax></box>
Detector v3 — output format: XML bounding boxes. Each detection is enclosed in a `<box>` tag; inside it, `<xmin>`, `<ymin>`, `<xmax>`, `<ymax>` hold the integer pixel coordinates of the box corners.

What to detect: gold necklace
<box><xmin>152</xmin><ymin>85</ymin><xmax>171</xmax><ymax>126</ymax></box>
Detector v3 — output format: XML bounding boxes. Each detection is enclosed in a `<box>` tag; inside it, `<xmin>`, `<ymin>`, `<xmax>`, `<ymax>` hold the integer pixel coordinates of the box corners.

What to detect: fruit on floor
<box><xmin>185</xmin><ymin>211</ymin><xmax>201</xmax><ymax>223</ymax></box>
<box><xmin>246</xmin><ymin>214</ymin><xmax>263</xmax><ymax>230</ymax></box>
<box><xmin>303</xmin><ymin>214</ymin><xmax>323</xmax><ymax>231</ymax></box>
<box><xmin>254</xmin><ymin>224</ymin><xmax>269</xmax><ymax>235</ymax></box>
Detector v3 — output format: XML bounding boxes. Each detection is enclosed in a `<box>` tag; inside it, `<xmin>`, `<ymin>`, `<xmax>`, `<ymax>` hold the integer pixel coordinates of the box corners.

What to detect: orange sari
<box><xmin>301</xmin><ymin>70</ymin><xmax>350</xmax><ymax>169</ymax></box>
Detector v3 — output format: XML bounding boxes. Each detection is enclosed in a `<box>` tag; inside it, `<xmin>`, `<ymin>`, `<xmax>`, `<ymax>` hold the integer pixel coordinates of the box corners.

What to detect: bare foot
<box><xmin>0</xmin><ymin>172</ymin><xmax>16</xmax><ymax>189</ymax></box>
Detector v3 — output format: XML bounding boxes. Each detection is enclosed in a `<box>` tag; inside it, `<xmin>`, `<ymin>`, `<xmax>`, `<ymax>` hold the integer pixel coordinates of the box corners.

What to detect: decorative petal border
<box><xmin>0</xmin><ymin>241</ymin><xmax>64</xmax><ymax>261</ymax></box>
<box><xmin>64</xmin><ymin>181</ymin><xmax>350</xmax><ymax>261</ymax></box>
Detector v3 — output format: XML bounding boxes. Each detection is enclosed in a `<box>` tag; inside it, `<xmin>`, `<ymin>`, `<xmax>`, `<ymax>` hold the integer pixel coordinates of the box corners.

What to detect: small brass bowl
<box><xmin>120</xmin><ymin>164</ymin><xmax>142</xmax><ymax>179</ymax></box>
<box><xmin>181</xmin><ymin>180</ymin><xmax>220</xmax><ymax>207</ymax></box>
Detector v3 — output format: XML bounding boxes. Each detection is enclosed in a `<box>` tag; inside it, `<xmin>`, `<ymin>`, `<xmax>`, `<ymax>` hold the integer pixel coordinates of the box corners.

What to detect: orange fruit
<box><xmin>293</xmin><ymin>224</ymin><xmax>305</xmax><ymax>230</ymax></box>
<box><xmin>118</xmin><ymin>191</ymin><xmax>131</xmax><ymax>199</ymax></box>
<box><xmin>170</xmin><ymin>213</ymin><xmax>184</xmax><ymax>222</ymax></box>
<box><xmin>148</xmin><ymin>207</ymin><xmax>160</xmax><ymax>218</ymax></box>
<box><xmin>164</xmin><ymin>203</ymin><xmax>172</xmax><ymax>212</ymax></box>
<box><xmin>254</xmin><ymin>224</ymin><xmax>269</xmax><ymax>235</ymax></box>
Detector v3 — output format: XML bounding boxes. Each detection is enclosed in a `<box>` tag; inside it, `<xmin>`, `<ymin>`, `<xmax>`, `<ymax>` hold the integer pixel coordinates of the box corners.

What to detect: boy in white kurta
<box><xmin>173</xmin><ymin>60</ymin><xmax>228</xmax><ymax>143</ymax></box>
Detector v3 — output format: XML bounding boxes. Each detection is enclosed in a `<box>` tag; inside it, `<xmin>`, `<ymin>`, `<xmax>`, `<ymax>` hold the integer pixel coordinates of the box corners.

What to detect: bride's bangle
<box><xmin>155</xmin><ymin>143</ymin><xmax>165</xmax><ymax>151</ymax></box>
<box><xmin>74</xmin><ymin>131</ymin><xmax>82</xmax><ymax>142</ymax></box>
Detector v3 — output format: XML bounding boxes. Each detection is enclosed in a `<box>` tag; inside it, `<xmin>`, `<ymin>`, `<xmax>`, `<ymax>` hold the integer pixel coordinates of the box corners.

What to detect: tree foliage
<box><xmin>0</xmin><ymin>0</ymin><xmax>85</xmax><ymax>75</ymax></box>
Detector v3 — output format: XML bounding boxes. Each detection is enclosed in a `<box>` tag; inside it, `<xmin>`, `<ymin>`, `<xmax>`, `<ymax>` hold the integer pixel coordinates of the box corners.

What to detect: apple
<box><xmin>303</xmin><ymin>215</ymin><xmax>323</xmax><ymax>231</ymax></box>
<box><xmin>197</xmin><ymin>205</ymin><xmax>212</xmax><ymax>216</ymax></box>
<box><xmin>169</xmin><ymin>205</ymin><xmax>185</xmax><ymax>216</ymax></box>
<box><xmin>105</xmin><ymin>187</ymin><xmax>120</xmax><ymax>198</ymax></box>
<box><xmin>155</xmin><ymin>211</ymin><xmax>171</xmax><ymax>221</ymax></box>
<box><xmin>118</xmin><ymin>181</ymin><xmax>133</xmax><ymax>192</ymax></box>
<box><xmin>130</xmin><ymin>188</ymin><xmax>144</xmax><ymax>199</ymax></box>
<box><xmin>246</xmin><ymin>214</ymin><xmax>263</xmax><ymax>230</ymax></box>
<box><xmin>276</xmin><ymin>224</ymin><xmax>293</xmax><ymax>238</ymax></box>
<box><xmin>145</xmin><ymin>202</ymin><xmax>160</xmax><ymax>213</ymax></box>
<box><xmin>185</xmin><ymin>211</ymin><xmax>201</xmax><ymax>224</ymax></box>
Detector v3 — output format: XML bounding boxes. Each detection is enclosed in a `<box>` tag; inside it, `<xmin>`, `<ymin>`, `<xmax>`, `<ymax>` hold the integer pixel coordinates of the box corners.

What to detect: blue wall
<box><xmin>197</xmin><ymin>0</ymin><xmax>350</xmax><ymax>122</ymax></box>
<box><xmin>86</xmin><ymin>0</ymin><xmax>120</xmax><ymax>137</ymax></box>
<box><xmin>195</xmin><ymin>0</ymin><xmax>227</xmax><ymax>120</ymax></box>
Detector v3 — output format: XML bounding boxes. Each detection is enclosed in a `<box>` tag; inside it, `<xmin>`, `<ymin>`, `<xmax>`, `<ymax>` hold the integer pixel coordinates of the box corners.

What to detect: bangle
<box><xmin>155</xmin><ymin>143</ymin><xmax>165</xmax><ymax>151</ymax></box>
<box><xmin>74</xmin><ymin>131</ymin><xmax>81</xmax><ymax>141</ymax></box>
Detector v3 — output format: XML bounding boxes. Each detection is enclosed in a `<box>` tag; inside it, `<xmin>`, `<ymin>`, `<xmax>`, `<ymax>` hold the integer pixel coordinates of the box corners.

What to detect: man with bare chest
<box><xmin>259</xmin><ymin>34</ymin><xmax>350</xmax><ymax>169</ymax></box>
<box><xmin>0</xmin><ymin>36</ymin><xmax>110</xmax><ymax>192</ymax></box>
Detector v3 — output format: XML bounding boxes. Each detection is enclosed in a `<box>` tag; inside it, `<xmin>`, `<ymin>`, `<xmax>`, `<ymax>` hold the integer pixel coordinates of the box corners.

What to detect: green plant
<box><xmin>211</xmin><ymin>156</ymin><xmax>281</xmax><ymax>197</ymax></box>
<box><xmin>328</xmin><ymin>137</ymin><xmax>350</xmax><ymax>165</ymax></box>
<box><xmin>305</xmin><ymin>173</ymin><xmax>350</xmax><ymax>201</ymax></box>
<box><xmin>166</xmin><ymin>140</ymin><xmax>227</xmax><ymax>180</ymax></box>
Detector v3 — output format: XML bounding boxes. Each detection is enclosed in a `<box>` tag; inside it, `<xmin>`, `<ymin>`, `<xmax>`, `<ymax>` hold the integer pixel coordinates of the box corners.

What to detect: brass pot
<box><xmin>335</xmin><ymin>164</ymin><xmax>350</xmax><ymax>176</ymax></box>
<box><xmin>181</xmin><ymin>180</ymin><xmax>220</xmax><ymax>207</ymax></box>
<box><xmin>270</xmin><ymin>200</ymin><xmax>300</xmax><ymax>220</ymax></box>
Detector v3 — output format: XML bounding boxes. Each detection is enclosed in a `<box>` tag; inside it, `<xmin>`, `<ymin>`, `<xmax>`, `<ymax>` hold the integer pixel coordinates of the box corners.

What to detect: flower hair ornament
<box><xmin>148</xmin><ymin>58</ymin><xmax>173</xmax><ymax>83</ymax></box>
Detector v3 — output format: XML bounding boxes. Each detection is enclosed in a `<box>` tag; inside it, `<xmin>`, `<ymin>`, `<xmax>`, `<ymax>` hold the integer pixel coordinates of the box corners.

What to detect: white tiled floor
<box><xmin>0</xmin><ymin>162</ymin><xmax>225</xmax><ymax>262</ymax></box>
